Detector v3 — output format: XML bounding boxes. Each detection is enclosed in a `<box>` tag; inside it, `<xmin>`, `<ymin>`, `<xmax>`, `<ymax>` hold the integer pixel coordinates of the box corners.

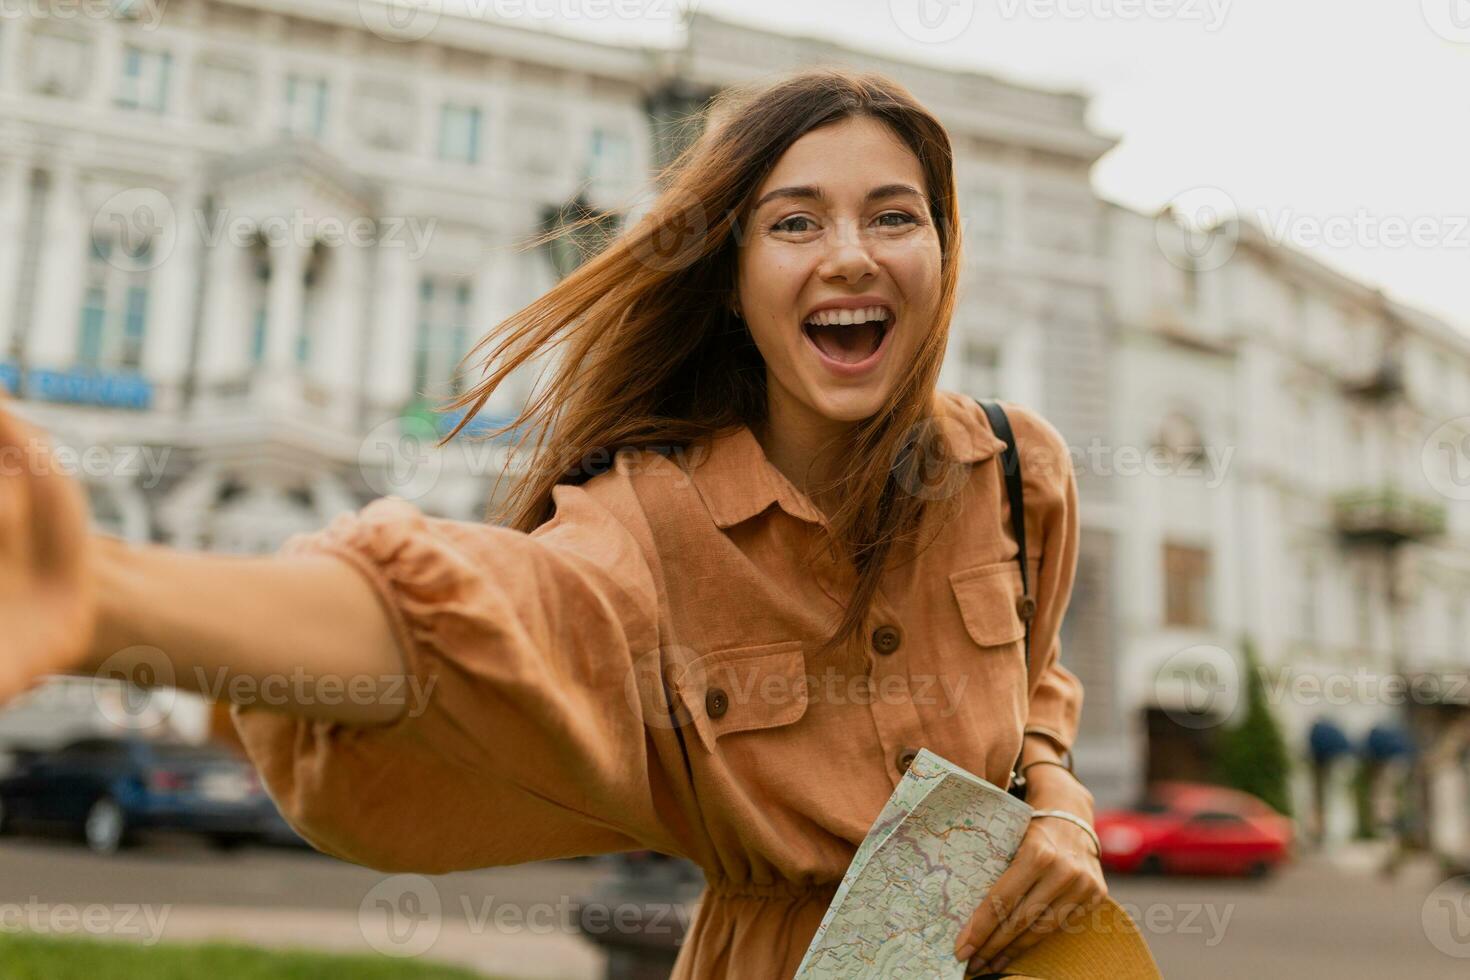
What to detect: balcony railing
<box><xmin>1333</xmin><ymin>485</ymin><xmax>1446</xmax><ymax>545</ymax></box>
<box><xmin>1340</xmin><ymin>359</ymin><xmax>1404</xmax><ymax>400</ymax></box>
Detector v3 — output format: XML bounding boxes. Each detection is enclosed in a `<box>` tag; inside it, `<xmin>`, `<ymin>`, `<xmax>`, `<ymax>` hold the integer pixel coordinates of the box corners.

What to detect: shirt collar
<box><xmin>687</xmin><ymin>389</ymin><xmax>1007</xmax><ymax>530</ymax></box>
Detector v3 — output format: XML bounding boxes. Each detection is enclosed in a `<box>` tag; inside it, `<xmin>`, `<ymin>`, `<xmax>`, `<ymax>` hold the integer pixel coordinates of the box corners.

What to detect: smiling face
<box><xmin>733</xmin><ymin>114</ymin><xmax>943</xmax><ymax>436</ymax></box>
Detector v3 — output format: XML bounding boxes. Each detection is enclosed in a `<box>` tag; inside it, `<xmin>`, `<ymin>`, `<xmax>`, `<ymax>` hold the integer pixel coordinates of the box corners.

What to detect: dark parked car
<box><xmin>0</xmin><ymin>736</ymin><xmax>280</xmax><ymax>854</ymax></box>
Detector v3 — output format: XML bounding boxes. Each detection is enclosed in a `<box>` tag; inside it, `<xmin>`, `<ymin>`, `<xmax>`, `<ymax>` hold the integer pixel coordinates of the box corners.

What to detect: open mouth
<box><xmin>801</xmin><ymin>305</ymin><xmax>893</xmax><ymax>366</ymax></box>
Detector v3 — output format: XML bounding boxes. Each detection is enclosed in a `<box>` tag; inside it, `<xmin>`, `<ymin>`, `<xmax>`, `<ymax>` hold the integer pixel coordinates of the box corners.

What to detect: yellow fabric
<box><xmin>232</xmin><ymin>389</ymin><xmax>1100</xmax><ymax>979</ymax></box>
<box><xmin>988</xmin><ymin>896</ymin><xmax>1165</xmax><ymax>979</ymax></box>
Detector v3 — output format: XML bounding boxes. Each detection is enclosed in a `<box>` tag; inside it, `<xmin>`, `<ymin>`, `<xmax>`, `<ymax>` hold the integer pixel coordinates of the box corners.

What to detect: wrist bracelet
<box><xmin>1030</xmin><ymin>809</ymin><xmax>1101</xmax><ymax>858</ymax></box>
<box><xmin>1018</xmin><ymin>758</ymin><xmax>1080</xmax><ymax>780</ymax></box>
<box><xmin>1011</xmin><ymin>758</ymin><xmax>1085</xmax><ymax>794</ymax></box>
<box><xmin>1022</xmin><ymin>734</ymin><xmax>1075</xmax><ymax>773</ymax></box>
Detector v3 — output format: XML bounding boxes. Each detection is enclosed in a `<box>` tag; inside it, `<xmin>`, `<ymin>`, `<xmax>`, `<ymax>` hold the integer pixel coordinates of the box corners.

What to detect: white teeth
<box><xmin>804</xmin><ymin>305</ymin><xmax>892</xmax><ymax>327</ymax></box>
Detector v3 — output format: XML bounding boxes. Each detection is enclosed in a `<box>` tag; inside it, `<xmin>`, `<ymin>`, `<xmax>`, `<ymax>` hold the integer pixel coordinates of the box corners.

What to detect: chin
<box><xmin>802</xmin><ymin>384</ymin><xmax>893</xmax><ymax>424</ymax></box>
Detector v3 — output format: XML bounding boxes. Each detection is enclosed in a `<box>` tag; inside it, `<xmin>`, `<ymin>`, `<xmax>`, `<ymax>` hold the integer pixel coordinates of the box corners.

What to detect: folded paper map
<box><xmin>793</xmin><ymin>748</ymin><xmax>1034</xmax><ymax>978</ymax></box>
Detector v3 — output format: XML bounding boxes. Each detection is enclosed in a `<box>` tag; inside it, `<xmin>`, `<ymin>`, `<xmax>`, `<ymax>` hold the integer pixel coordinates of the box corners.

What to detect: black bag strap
<box><xmin>974</xmin><ymin>399</ymin><xmax>1038</xmax><ymax>802</ymax></box>
<box><xmin>975</xmin><ymin>399</ymin><xmax>1033</xmax><ymax>675</ymax></box>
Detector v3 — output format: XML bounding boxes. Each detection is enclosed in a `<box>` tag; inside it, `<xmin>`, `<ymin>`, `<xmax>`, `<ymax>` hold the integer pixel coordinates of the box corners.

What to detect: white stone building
<box><xmin>1107</xmin><ymin>203</ymin><xmax>1470</xmax><ymax>858</ymax></box>
<box><xmin>0</xmin><ymin>0</ymin><xmax>656</xmax><ymax>743</ymax></box>
<box><xmin>5</xmin><ymin>0</ymin><xmax>1465</xmax><ymax>859</ymax></box>
<box><xmin>0</xmin><ymin>2</ymin><xmax>1137</xmax><ymax>797</ymax></box>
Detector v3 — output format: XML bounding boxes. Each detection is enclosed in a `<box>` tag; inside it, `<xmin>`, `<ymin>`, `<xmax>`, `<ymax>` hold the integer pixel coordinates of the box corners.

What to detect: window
<box><xmin>284</xmin><ymin>74</ymin><xmax>328</xmax><ymax>138</ymax></box>
<box><xmin>962</xmin><ymin>185</ymin><xmax>1004</xmax><ymax>245</ymax></box>
<box><xmin>957</xmin><ymin>339</ymin><xmax>998</xmax><ymax>398</ymax></box>
<box><xmin>1291</xmin><ymin>391</ymin><xmax>1316</xmax><ymax>477</ymax></box>
<box><xmin>1449</xmin><ymin>598</ymin><xmax>1466</xmax><ymax>663</ymax></box>
<box><xmin>249</xmin><ymin>243</ymin><xmax>269</xmax><ymax>366</ymax></box>
<box><xmin>297</xmin><ymin>244</ymin><xmax>326</xmax><ymax>366</ymax></box>
<box><xmin>76</xmin><ymin>238</ymin><xmax>151</xmax><ymax>371</ymax></box>
<box><xmin>196</xmin><ymin>60</ymin><xmax>255</xmax><ymax>126</ymax></box>
<box><xmin>30</xmin><ymin>29</ymin><xmax>92</xmax><ymax>99</ymax></box>
<box><xmin>116</xmin><ymin>45</ymin><xmax>170</xmax><ymax>113</ymax></box>
<box><xmin>1287</xmin><ymin>282</ymin><xmax>1308</xmax><ymax>350</ymax></box>
<box><xmin>1354</xmin><ymin>565</ymin><xmax>1372</xmax><ymax>651</ymax></box>
<box><xmin>509</xmin><ymin>103</ymin><xmax>564</xmax><ymax>174</ymax></box>
<box><xmin>414</xmin><ymin>278</ymin><xmax>473</xmax><ymax>399</ymax></box>
<box><xmin>353</xmin><ymin>78</ymin><xmax>416</xmax><ymax>151</ymax></box>
<box><xmin>1296</xmin><ymin>557</ymin><xmax>1320</xmax><ymax>646</ymax></box>
<box><xmin>1163</xmin><ymin>542</ymin><xmax>1211</xmax><ymax>628</ymax></box>
<box><xmin>438</xmin><ymin>104</ymin><xmax>481</xmax><ymax>164</ymax></box>
<box><xmin>587</xmin><ymin>126</ymin><xmax>631</xmax><ymax>185</ymax></box>
<box><xmin>1157</xmin><ymin>411</ymin><xmax>1205</xmax><ymax>467</ymax></box>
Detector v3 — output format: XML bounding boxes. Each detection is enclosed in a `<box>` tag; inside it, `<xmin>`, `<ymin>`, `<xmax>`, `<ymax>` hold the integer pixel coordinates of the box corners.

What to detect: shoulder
<box><xmin>544</xmin><ymin>445</ymin><xmax>691</xmax><ymax>570</ymax></box>
<box><xmin>935</xmin><ymin>389</ymin><xmax>1075</xmax><ymax>496</ymax></box>
<box><xmin>560</xmin><ymin>444</ymin><xmax>688</xmax><ymax>518</ymax></box>
<box><xmin>993</xmin><ymin>400</ymin><xmax>1071</xmax><ymax>477</ymax></box>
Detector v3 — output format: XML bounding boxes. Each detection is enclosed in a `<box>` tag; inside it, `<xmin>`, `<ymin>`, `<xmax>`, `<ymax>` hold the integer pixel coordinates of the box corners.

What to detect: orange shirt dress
<box><xmin>231</xmin><ymin>388</ymin><xmax>1085</xmax><ymax>979</ymax></box>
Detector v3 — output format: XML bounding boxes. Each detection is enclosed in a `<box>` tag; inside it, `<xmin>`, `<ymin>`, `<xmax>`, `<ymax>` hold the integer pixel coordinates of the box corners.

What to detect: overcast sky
<box><xmin>493</xmin><ymin>0</ymin><xmax>1469</xmax><ymax>334</ymax></box>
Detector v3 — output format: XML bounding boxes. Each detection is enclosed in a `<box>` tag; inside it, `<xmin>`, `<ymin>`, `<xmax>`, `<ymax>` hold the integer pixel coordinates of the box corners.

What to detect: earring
<box><xmin>731</xmin><ymin>307</ymin><xmax>743</xmax><ymax>319</ymax></box>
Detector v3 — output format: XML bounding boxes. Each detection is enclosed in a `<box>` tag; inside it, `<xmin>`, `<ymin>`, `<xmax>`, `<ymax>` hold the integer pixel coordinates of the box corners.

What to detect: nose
<box><xmin>817</xmin><ymin>217</ymin><xmax>879</xmax><ymax>284</ymax></box>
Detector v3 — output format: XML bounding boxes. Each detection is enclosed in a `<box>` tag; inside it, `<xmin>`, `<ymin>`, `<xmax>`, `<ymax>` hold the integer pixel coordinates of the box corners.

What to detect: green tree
<box><xmin>1213</xmin><ymin>637</ymin><xmax>1294</xmax><ymax>816</ymax></box>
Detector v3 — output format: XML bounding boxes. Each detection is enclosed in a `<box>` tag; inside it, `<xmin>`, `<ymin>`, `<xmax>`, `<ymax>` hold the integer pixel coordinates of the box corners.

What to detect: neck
<box><xmin>755</xmin><ymin>381</ymin><xmax>856</xmax><ymax>517</ymax></box>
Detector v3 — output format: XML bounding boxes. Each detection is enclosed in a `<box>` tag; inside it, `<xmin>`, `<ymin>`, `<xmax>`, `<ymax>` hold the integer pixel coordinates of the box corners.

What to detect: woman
<box><xmin>1</xmin><ymin>67</ymin><xmax>1105</xmax><ymax>977</ymax></box>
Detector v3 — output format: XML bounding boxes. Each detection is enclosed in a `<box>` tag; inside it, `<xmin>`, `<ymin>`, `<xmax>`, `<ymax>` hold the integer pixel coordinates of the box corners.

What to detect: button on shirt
<box><xmin>230</xmin><ymin>388</ymin><xmax>1084</xmax><ymax>980</ymax></box>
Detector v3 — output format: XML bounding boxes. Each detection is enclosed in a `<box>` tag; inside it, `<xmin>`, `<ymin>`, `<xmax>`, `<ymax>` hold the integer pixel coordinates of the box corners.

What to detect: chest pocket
<box><xmin>665</xmin><ymin>640</ymin><xmax>809</xmax><ymax>755</ymax></box>
<box><xmin>949</xmin><ymin>561</ymin><xmax>1027</xmax><ymax>649</ymax></box>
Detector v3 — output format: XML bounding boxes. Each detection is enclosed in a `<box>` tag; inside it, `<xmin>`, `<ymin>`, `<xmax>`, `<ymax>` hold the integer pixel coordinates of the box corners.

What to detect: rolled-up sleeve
<box><xmin>1003</xmin><ymin>403</ymin><xmax>1084</xmax><ymax>757</ymax></box>
<box><xmin>231</xmin><ymin>468</ymin><xmax>691</xmax><ymax>873</ymax></box>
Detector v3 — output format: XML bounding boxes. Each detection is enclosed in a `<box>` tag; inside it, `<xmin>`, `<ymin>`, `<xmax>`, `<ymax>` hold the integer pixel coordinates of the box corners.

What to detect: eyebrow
<box><xmin>751</xmin><ymin>182</ymin><xmax>927</xmax><ymax>213</ymax></box>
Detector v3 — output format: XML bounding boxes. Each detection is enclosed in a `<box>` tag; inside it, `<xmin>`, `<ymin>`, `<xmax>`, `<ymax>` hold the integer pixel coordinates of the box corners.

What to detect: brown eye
<box><xmin>772</xmin><ymin>215</ymin><xmax>815</xmax><ymax>233</ymax></box>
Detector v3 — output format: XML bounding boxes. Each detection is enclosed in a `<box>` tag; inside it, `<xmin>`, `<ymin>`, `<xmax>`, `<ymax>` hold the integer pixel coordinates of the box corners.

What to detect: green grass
<box><xmin>0</xmin><ymin>933</ymin><xmax>509</xmax><ymax>979</ymax></box>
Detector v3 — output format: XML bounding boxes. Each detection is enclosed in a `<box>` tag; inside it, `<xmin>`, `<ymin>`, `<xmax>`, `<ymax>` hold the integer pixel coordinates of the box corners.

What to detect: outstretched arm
<box><xmin>1</xmin><ymin>397</ymin><xmax>406</xmax><ymax>724</ymax></box>
<box><xmin>83</xmin><ymin>534</ymin><xmax>407</xmax><ymax>724</ymax></box>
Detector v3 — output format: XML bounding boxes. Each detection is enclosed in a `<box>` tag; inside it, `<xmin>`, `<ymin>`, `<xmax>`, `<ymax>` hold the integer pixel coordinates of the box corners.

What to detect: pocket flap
<box><xmin>666</xmin><ymin>640</ymin><xmax>809</xmax><ymax>753</ymax></box>
<box><xmin>949</xmin><ymin>562</ymin><xmax>1026</xmax><ymax>647</ymax></box>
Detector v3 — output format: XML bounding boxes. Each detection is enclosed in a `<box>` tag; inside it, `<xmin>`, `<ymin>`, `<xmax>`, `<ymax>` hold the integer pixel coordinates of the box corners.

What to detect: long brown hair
<box><xmin>437</xmin><ymin>65</ymin><xmax>967</xmax><ymax>659</ymax></box>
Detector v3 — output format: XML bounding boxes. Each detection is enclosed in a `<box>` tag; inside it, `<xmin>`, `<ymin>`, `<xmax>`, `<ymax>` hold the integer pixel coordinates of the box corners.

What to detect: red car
<box><xmin>1095</xmin><ymin>782</ymin><xmax>1294</xmax><ymax>877</ymax></box>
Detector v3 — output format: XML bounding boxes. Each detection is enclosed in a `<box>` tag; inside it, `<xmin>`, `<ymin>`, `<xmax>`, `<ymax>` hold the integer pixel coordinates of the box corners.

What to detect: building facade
<box><xmin>1107</xmin><ymin>203</ymin><xmax>1470</xmax><ymax>860</ymax></box>
<box><xmin>24</xmin><ymin>4</ymin><xmax>1468</xmax><ymax>863</ymax></box>
<box><xmin>0</xmin><ymin>2</ymin><xmax>1138</xmax><ymax>800</ymax></box>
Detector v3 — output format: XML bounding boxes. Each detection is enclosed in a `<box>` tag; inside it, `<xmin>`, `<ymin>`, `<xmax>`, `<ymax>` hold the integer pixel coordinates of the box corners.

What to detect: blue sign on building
<box><xmin>0</xmin><ymin>363</ymin><xmax>153</xmax><ymax>410</ymax></box>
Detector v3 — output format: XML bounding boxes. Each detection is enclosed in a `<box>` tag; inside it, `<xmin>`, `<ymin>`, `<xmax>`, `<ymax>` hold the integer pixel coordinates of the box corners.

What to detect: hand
<box><xmin>954</xmin><ymin>809</ymin><xmax>1107</xmax><ymax>976</ymax></box>
<box><xmin>0</xmin><ymin>396</ymin><xmax>98</xmax><ymax>703</ymax></box>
